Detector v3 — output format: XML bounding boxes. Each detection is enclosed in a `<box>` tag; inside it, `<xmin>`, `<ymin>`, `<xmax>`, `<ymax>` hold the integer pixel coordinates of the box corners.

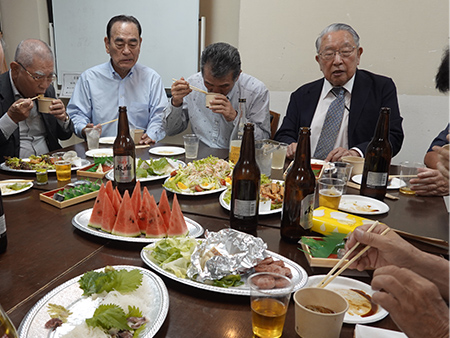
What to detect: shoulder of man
<box><xmin>291</xmin><ymin>77</ymin><xmax>324</xmax><ymax>97</ymax></box>
<box><xmin>355</xmin><ymin>69</ymin><xmax>396</xmax><ymax>85</ymax></box>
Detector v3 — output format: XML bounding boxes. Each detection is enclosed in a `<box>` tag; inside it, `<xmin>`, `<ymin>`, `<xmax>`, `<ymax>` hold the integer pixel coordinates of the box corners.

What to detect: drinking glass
<box><xmin>35</xmin><ymin>168</ymin><xmax>48</xmax><ymax>185</ymax></box>
<box><xmin>55</xmin><ymin>160</ymin><xmax>72</xmax><ymax>182</ymax></box>
<box><xmin>271</xmin><ymin>142</ymin><xmax>288</xmax><ymax>170</ymax></box>
<box><xmin>399</xmin><ymin>161</ymin><xmax>424</xmax><ymax>195</ymax></box>
<box><xmin>248</xmin><ymin>272</ymin><xmax>293</xmax><ymax>338</ymax></box>
<box><xmin>85</xmin><ymin>127</ymin><xmax>100</xmax><ymax>150</ymax></box>
<box><xmin>183</xmin><ymin>134</ymin><xmax>199</xmax><ymax>159</ymax></box>
<box><xmin>322</xmin><ymin>162</ymin><xmax>353</xmax><ymax>193</ymax></box>
<box><xmin>0</xmin><ymin>303</ymin><xmax>18</xmax><ymax>338</ymax></box>
<box><xmin>318</xmin><ymin>178</ymin><xmax>345</xmax><ymax>210</ymax></box>
<box><xmin>255</xmin><ymin>139</ymin><xmax>275</xmax><ymax>177</ymax></box>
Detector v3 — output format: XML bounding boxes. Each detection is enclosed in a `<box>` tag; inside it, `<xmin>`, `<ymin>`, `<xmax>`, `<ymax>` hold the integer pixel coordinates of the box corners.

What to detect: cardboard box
<box><xmin>300</xmin><ymin>237</ymin><xmax>348</xmax><ymax>268</ymax></box>
<box><xmin>77</xmin><ymin>163</ymin><xmax>113</xmax><ymax>179</ymax></box>
<box><xmin>312</xmin><ymin>206</ymin><xmax>380</xmax><ymax>235</ymax></box>
<box><xmin>40</xmin><ymin>186</ymin><xmax>99</xmax><ymax>209</ymax></box>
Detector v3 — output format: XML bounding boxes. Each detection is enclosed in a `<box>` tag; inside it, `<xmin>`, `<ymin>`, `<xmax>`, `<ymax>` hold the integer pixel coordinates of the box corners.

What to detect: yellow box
<box><xmin>312</xmin><ymin>206</ymin><xmax>379</xmax><ymax>235</ymax></box>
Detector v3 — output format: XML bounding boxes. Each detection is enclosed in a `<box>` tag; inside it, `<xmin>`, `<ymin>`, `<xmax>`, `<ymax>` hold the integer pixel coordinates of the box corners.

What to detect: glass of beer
<box><xmin>399</xmin><ymin>161</ymin><xmax>424</xmax><ymax>195</ymax></box>
<box><xmin>55</xmin><ymin>160</ymin><xmax>72</xmax><ymax>182</ymax></box>
<box><xmin>248</xmin><ymin>272</ymin><xmax>293</xmax><ymax>338</ymax></box>
<box><xmin>318</xmin><ymin>178</ymin><xmax>345</xmax><ymax>210</ymax></box>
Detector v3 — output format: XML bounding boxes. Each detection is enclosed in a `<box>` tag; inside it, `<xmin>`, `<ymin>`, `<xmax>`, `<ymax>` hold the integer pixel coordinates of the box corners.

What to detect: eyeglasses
<box><xmin>17</xmin><ymin>62</ymin><xmax>56</xmax><ymax>82</ymax></box>
<box><xmin>318</xmin><ymin>46</ymin><xmax>357</xmax><ymax>61</ymax></box>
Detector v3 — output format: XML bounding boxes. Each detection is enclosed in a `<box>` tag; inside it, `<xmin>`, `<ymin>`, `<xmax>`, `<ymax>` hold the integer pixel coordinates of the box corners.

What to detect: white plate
<box><xmin>149</xmin><ymin>146</ymin><xmax>185</xmax><ymax>156</ymax></box>
<box><xmin>72</xmin><ymin>208</ymin><xmax>204</xmax><ymax>243</ymax></box>
<box><xmin>0</xmin><ymin>180</ymin><xmax>33</xmax><ymax>196</ymax></box>
<box><xmin>306</xmin><ymin>275</ymin><xmax>388</xmax><ymax>324</ymax></box>
<box><xmin>18</xmin><ymin>265</ymin><xmax>169</xmax><ymax>338</ymax></box>
<box><xmin>351</xmin><ymin>174</ymin><xmax>406</xmax><ymax>190</ymax></box>
<box><xmin>99</xmin><ymin>136</ymin><xmax>116</xmax><ymax>145</ymax></box>
<box><xmin>0</xmin><ymin>159</ymin><xmax>90</xmax><ymax>174</ymax></box>
<box><xmin>85</xmin><ymin>148</ymin><xmax>113</xmax><ymax>158</ymax></box>
<box><xmin>141</xmin><ymin>241</ymin><xmax>308</xmax><ymax>296</ymax></box>
<box><xmin>218</xmin><ymin>181</ymin><xmax>283</xmax><ymax>215</ymax></box>
<box><xmin>163</xmin><ymin>177</ymin><xmax>227</xmax><ymax>196</ymax></box>
<box><xmin>339</xmin><ymin>195</ymin><xmax>389</xmax><ymax>215</ymax></box>
<box><xmin>105</xmin><ymin>158</ymin><xmax>185</xmax><ymax>182</ymax></box>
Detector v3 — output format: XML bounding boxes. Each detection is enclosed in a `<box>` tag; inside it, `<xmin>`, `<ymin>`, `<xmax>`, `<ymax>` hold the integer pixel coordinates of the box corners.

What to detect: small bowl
<box><xmin>341</xmin><ymin>156</ymin><xmax>364</xmax><ymax>176</ymax></box>
<box><xmin>205</xmin><ymin>93</ymin><xmax>219</xmax><ymax>108</ymax></box>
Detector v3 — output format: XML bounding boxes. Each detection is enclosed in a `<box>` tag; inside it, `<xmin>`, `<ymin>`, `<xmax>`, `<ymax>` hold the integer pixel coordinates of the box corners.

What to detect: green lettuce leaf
<box><xmin>85</xmin><ymin>304</ymin><xmax>130</xmax><ymax>331</ymax></box>
<box><xmin>78</xmin><ymin>268</ymin><xmax>143</xmax><ymax>296</ymax></box>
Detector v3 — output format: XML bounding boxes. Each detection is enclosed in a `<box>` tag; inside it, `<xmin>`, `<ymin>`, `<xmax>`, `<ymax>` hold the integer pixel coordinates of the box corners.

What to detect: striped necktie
<box><xmin>313</xmin><ymin>87</ymin><xmax>345</xmax><ymax>159</ymax></box>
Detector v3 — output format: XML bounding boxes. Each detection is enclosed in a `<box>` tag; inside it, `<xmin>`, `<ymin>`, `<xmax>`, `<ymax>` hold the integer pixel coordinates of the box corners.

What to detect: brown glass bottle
<box><xmin>0</xmin><ymin>190</ymin><xmax>6</xmax><ymax>254</ymax></box>
<box><xmin>113</xmin><ymin>106</ymin><xmax>136</xmax><ymax>196</ymax></box>
<box><xmin>230</xmin><ymin>123</ymin><xmax>261</xmax><ymax>233</ymax></box>
<box><xmin>281</xmin><ymin>127</ymin><xmax>316</xmax><ymax>243</ymax></box>
<box><xmin>360</xmin><ymin>107</ymin><xmax>392</xmax><ymax>200</ymax></box>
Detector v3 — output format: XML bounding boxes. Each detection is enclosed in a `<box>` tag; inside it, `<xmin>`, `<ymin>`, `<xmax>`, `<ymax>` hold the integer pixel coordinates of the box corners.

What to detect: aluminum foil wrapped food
<box><xmin>187</xmin><ymin>229</ymin><xmax>268</xmax><ymax>283</ymax></box>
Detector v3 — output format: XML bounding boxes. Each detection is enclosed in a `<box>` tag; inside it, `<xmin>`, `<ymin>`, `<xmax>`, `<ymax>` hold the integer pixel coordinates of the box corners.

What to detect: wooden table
<box><xmin>0</xmin><ymin>142</ymin><xmax>447</xmax><ymax>337</ymax></box>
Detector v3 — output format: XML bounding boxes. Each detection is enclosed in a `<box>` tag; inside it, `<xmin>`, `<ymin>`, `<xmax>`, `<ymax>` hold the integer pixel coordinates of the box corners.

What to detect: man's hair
<box><xmin>315</xmin><ymin>23</ymin><xmax>360</xmax><ymax>53</ymax></box>
<box><xmin>14</xmin><ymin>39</ymin><xmax>53</xmax><ymax>68</ymax></box>
<box><xmin>435</xmin><ymin>47</ymin><xmax>449</xmax><ymax>93</ymax></box>
<box><xmin>200</xmin><ymin>42</ymin><xmax>241</xmax><ymax>80</ymax></box>
<box><xmin>106</xmin><ymin>15</ymin><xmax>142</xmax><ymax>40</ymax></box>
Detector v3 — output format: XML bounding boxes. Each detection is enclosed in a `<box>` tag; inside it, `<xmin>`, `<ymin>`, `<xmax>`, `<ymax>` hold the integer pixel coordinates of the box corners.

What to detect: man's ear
<box><xmin>10</xmin><ymin>61</ymin><xmax>19</xmax><ymax>77</ymax></box>
<box><xmin>104</xmin><ymin>37</ymin><xmax>110</xmax><ymax>54</ymax></box>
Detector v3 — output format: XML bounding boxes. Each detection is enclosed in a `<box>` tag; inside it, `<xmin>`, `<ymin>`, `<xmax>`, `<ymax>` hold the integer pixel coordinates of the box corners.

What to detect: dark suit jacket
<box><xmin>0</xmin><ymin>71</ymin><xmax>73</xmax><ymax>163</ymax></box>
<box><xmin>274</xmin><ymin>69</ymin><xmax>404</xmax><ymax>156</ymax></box>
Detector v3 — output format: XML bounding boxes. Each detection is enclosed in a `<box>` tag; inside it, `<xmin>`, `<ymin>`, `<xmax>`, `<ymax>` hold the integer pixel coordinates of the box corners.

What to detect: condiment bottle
<box><xmin>360</xmin><ymin>107</ymin><xmax>392</xmax><ymax>200</ymax></box>
<box><xmin>0</xmin><ymin>303</ymin><xmax>18</xmax><ymax>338</ymax></box>
<box><xmin>0</xmin><ymin>190</ymin><xmax>6</xmax><ymax>254</ymax></box>
<box><xmin>281</xmin><ymin>127</ymin><xmax>316</xmax><ymax>243</ymax></box>
<box><xmin>228</xmin><ymin>98</ymin><xmax>247</xmax><ymax>164</ymax></box>
<box><xmin>113</xmin><ymin>106</ymin><xmax>136</xmax><ymax>196</ymax></box>
<box><xmin>230</xmin><ymin>122</ymin><xmax>261</xmax><ymax>233</ymax></box>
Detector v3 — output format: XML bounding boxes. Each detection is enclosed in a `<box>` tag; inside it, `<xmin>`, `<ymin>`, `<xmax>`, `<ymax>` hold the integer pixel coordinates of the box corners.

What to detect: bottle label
<box><xmin>366</xmin><ymin>171</ymin><xmax>388</xmax><ymax>188</ymax></box>
<box><xmin>300</xmin><ymin>193</ymin><xmax>315</xmax><ymax>230</ymax></box>
<box><xmin>233</xmin><ymin>199</ymin><xmax>257</xmax><ymax>219</ymax></box>
<box><xmin>114</xmin><ymin>156</ymin><xmax>135</xmax><ymax>182</ymax></box>
<box><xmin>0</xmin><ymin>214</ymin><xmax>5</xmax><ymax>235</ymax></box>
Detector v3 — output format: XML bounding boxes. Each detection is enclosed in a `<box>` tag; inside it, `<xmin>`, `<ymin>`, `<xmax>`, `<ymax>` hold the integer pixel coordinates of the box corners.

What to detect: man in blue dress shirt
<box><xmin>67</xmin><ymin>15</ymin><xmax>167</xmax><ymax>145</ymax></box>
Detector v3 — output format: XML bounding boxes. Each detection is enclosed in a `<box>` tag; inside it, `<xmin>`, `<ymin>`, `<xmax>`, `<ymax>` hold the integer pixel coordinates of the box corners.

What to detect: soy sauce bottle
<box><xmin>230</xmin><ymin>123</ymin><xmax>260</xmax><ymax>233</ymax></box>
<box><xmin>0</xmin><ymin>190</ymin><xmax>7</xmax><ymax>254</ymax></box>
<box><xmin>113</xmin><ymin>106</ymin><xmax>136</xmax><ymax>196</ymax></box>
<box><xmin>360</xmin><ymin>108</ymin><xmax>392</xmax><ymax>200</ymax></box>
<box><xmin>280</xmin><ymin>127</ymin><xmax>316</xmax><ymax>243</ymax></box>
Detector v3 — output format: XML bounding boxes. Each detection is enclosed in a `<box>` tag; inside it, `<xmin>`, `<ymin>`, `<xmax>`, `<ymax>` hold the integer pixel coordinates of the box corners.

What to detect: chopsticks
<box><xmin>389</xmin><ymin>175</ymin><xmax>417</xmax><ymax>178</ymax></box>
<box><xmin>172</xmin><ymin>78</ymin><xmax>208</xmax><ymax>95</ymax></box>
<box><xmin>15</xmin><ymin>94</ymin><xmax>43</xmax><ymax>107</ymax></box>
<box><xmin>346</xmin><ymin>181</ymin><xmax>399</xmax><ymax>200</ymax></box>
<box><xmin>317</xmin><ymin>221</ymin><xmax>391</xmax><ymax>288</ymax></box>
<box><xmin>100</xmin><ymin>118</ymin><xmax>118</xmax><ymax>126</ymax></box>
<box><xmin>1</xmin><ymin>179</ymin><xmax>34</xmax><ymax>184</ymax></box>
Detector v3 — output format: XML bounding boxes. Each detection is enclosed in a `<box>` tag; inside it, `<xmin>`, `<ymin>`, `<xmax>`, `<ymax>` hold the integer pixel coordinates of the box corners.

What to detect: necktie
<box><xmin>313</xmin><ymin>87</ymin><xmax>345</xmax><ymax>159</ymax></box>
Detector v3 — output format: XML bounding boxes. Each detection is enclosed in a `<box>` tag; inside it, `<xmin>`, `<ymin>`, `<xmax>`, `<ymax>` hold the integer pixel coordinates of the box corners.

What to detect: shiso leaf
<box><xmin>300</xmin><ymin>233</ymin><xmax>347</xmax><ymax>258</ymax></box>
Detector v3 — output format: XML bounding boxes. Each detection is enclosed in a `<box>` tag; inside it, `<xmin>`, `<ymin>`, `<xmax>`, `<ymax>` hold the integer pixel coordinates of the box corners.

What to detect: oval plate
<box><xmin>85</xmin><ymin>148</ymin><xmax>113</xmax><ymax>158</ymax></box>
<box><xmin>18</xmin><ymin>265</ymin><xmax>169</xmax><ymax>338</ymax></box>
<box><xmin>0</xmin><ymin>159</ymin><xmax>90</xmax><ymax>174</ymax></box>
<box><xmin>0</xmin><ymin>180</ymin><xmax>33</xmax><ymax>196</ymax></box>
<box><xmin>163</xmin><ymin>177</ymin><xmax>227</xmax><ymax>196</ymax></box>
<box><xmin>339</xmin><ymin>195</ymin><xmax>389</xmax><ymax>215</ymax></box>
<box><xmin>99</xmin><ymin>136</ymin><xmax>116</xmax><ymax>145</ymax></box>
<box><xmin>72</xmin><ymin>208</ymin><xmax>204</xmax><ymax>243</ymax></box>
<box><xmin>306</xmin><ymin>275</ymin><xmax>388</xmax><ymax>324</ymax></box>
<box><xmin>352</xmin><ymin>174</ymin><xmax>406</xmax><ymax>190</ymax></box>
<box><xmin>149</xmin><ymin>146</ymin><xmax>185</xmax><ymax>156</ymax></box>
<box><xmin>141</xmin><ymin>241</ymin><xmax>308</xmax><ymax>296</ymax></box>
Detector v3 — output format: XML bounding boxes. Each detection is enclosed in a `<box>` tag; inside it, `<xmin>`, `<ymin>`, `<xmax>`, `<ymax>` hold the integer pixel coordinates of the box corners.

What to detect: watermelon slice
<box><xmin>105</xmin><ymin>180</ymin><xmax>114</xmax><ymax>201</ymax></box>
<box><xmin>158</xmin><ymin>189</ymin><xmax>171</xmax><ymax>227</ymax></box>
<box><xmin>137</xmin><ymin>187</ymin><xmax>152</xmax><ymax>234</ymax></box>
<box><xmin>111</xmin><ymin>191</ymin><xmax>141</xmax><ymax>237</ymax></box>
<box><xmin>88</xmin><ymin>183</ymin><xmax>106</xmax><ymax>229</ymax></box>
<box><xmin>100</xmin><ymin>193</ymin><xmax>116</xmax><ymax>233</ymax></box>
<box><xmin>146</xmin><ymin>194</ymin><xmax>167</xmax><ymax>238</ymax></box>
<box><xmin>112</xmin><ymin>187</ymin><xmax>122</xmax><ymax>214</ymax></box>
<box><xmin>130</xmin><ymin>180</ymin><xmax>141</xmax><ymax>218</ymax></box>
<box><xmin>167</xmin><ymin>194</ymin><xmax>188</xmax><ymax>236</ymax></box>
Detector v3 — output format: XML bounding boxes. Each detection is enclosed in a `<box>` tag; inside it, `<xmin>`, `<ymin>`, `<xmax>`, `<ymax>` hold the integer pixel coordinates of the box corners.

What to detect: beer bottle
<box><xmin>230</xmin><ymin>123</ymin><xmax>260</xmax><ymax>233</ymax></box>
<box><xmin>113</xmin><ymin>106</ymin><xmax>136</xmax><ymax>196</ymax></box>
<box><xmin>0</xmin><ymin>304</ymin><xmax>18</xmax><ymax>338</ymax></box>
<box><xmin>0</xmin><ymin>190</ymin><xmax>6</xmax><ymax>254</ymax></box>
<box><xmin>360</xmin><ymin>107</ymin><xmax>392</xmax><ymax>200</ymax></box>
<box><xmin>229</xmin><ymin>98</ymin><xmax>246</xmax><ymax>164</ymax></box>
<box><xmin>281</xmin><ymin>127</ymin><xmax>316</xmax><ymax>243</ymax></box>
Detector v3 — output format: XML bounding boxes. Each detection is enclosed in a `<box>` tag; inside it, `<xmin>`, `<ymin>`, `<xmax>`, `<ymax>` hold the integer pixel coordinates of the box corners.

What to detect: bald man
<box><xmin>0</xmin><ymin>39</ymin><xmax>73</xmax><ymax>162</ymax></box>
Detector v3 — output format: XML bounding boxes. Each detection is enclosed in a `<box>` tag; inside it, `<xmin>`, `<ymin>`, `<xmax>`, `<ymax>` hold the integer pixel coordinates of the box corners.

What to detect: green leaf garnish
<box><xmin>300</xmin><ymin>233</ymin><xmax>347</xmax><ymax>258</ymax></box>
<box><xmin>78</xmin><ymin>268</ymin><xmax>143</xmax><ymax>296</ymax></box>
<box><xmin>85</xmin><ymin>304</ymin><xmax>130</xmax><ymax>331</ymax></box>
<box><xmin>47</xmin><ymin>303</ymin><xmax>72</xmax><ymax>323</ymax></box>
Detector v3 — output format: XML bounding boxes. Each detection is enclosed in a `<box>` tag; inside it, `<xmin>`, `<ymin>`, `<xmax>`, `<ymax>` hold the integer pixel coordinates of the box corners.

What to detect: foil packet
<box><xmin>187</xmin><ymin>228</ymin><xmax>268</xmax><ymax>283</ymax></box>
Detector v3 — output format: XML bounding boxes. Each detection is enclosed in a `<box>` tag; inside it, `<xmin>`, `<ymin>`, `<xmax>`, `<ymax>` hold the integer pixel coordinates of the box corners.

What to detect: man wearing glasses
<box><xmin>275</xmin><ymin>23</ymin><xmax>404</xmax><ymax>162</ymax></box>
<box><xmin>0</xmin><ymin>39</ymin><xmax>73</xmax><ymax>163</ymax></box>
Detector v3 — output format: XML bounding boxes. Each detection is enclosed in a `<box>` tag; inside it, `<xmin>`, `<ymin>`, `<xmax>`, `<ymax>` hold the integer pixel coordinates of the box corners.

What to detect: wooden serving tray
<box><xmin>76</xmin><ymin>163</ymin><xmax>113</xmax><ymax>179</ymax></box>
<box><xmin>39</xmin><ymin>187</ymin><xmax>99</xmax><ymax>209</ymax></box>
<box><xmin>300</xmin><ymin>237</ymin><xmax>348</xmax><ymax>268</ymax></box>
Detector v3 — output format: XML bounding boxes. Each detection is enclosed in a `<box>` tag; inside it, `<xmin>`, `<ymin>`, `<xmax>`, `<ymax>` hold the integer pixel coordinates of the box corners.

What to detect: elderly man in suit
<box><xmin>0</xmin><ymin>39</ymin><xmax>73</xmax><ymax>163</ymax></box>
<box><xmin>275</xmin><ymin>23</ymin><xmax>404</xmax><ymax>161</ymax></box>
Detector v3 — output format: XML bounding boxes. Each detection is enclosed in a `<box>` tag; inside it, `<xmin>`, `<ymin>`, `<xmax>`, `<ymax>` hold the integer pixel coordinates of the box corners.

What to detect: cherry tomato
<box><xmin>220</xmin><ymin>179</ymin><xmax>226</xmax><ymax>186</ymax></box>
<box><xmin>170</xmin><ymin>170</ymin><xmax>177</xmax><ymax>176</ymax></box>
